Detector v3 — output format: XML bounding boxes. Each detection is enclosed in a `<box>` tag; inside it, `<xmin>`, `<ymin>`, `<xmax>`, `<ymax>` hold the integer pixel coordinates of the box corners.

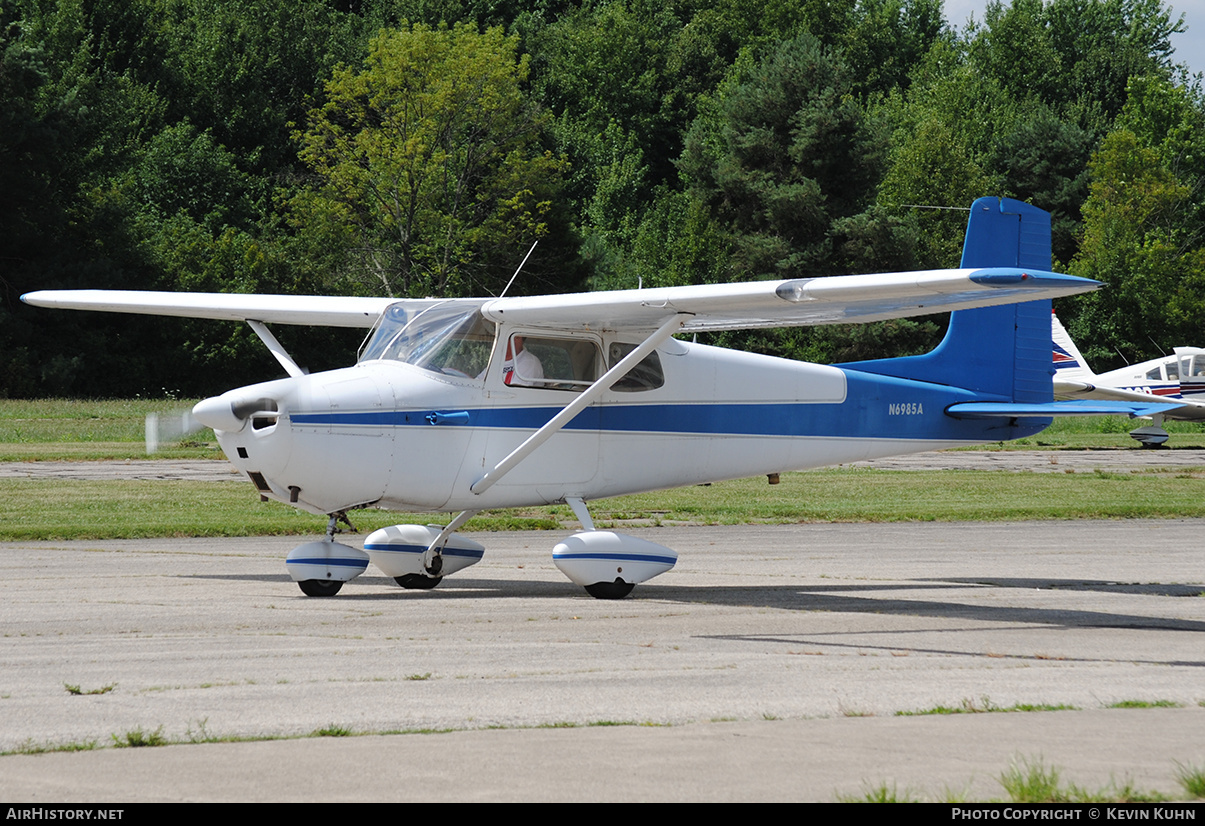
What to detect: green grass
<box><xmin>2</xmin><ymin>401</ymin><xmax>1205</xmax><ymax>541</ymax></box>
<box><xmin>836</xmin><ymin>781</ymin><xmax>920</xmax><ymax>803</ymax></box>
<box><xmin>111</xmin><ymin>726</ymin><xmax>167</xmax><ymax>748</ymax></box>
<box><xmin>998</xmin><ymin>756</ymin><xmax>1171</xmax><ymax>803</ymax></box>
<box><xmin>64</xmin><ymin>682</ymin><xmax>117</xmax><ymax>696</ymax></box>
<box><xmin>311</xmin><ymin>724</ymin><xmax>355</xmax><ymax>737</ymax></box>
<box><xmin>998</xmin><ymin>756</ymin><xmax>1069</xmax><ymax>802</ymax></box>
<box><xmin>978</xmin><ymin>416</ymin><xmax>1205</xmax><ymax>449</ymax></box>
<box><xmin>2</xmin><ymin>463</ymin><xmax>1204</xmax><ymax>540</ymax></box>
<box><xmin>4</xmin><ymin>709</ymin><xmax>1202</xmax><ymax>805</ymax></box>
<box><xmin>0</xmin><ymin>716</ymin><xmax>668</xmax><ymax>756</ymax></box>
<box><xmin>895</xmin><ymin>697</ymin><xmax>1078</xmax><ymax>716</ymax></box>
<box><xmin>600</xmin><ymin>464</ymin><xmax>1205</xmax><ymax>525</ymax></box>
<box><xmin>0</xmin><ymin>398</ymin><xmax>216</xmax><ymax>460</ymax></box>
<box><xmin>838</xmin><ymin>755</ymin><xmax>1183</xmax><ymax>803</ymax></box>
<box><xmin>10</xmin><ymin>737</ymin><xmax>100</xmax><ymax>755</ymax></box>
<box><xmin>1174</xmin><ymin>761</ymin><xmax>1205</xmax><ymax>799</ymax></box>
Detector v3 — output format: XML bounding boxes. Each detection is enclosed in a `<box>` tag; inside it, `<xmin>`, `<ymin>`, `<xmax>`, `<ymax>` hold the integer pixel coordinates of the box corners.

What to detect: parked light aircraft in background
<box><xmin>23</xmin><ymin>197</ymin><xmax>1178</xmax><ymax>599</ymax></box>
<box><xmin>1052</xmin><ymin>312</ymin><xmax>1205</xmax><ymax>446</ymax></box>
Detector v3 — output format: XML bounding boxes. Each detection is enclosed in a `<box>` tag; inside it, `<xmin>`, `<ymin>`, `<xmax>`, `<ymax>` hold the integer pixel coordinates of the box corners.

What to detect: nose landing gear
<box><xmin>287</xmin><ymin>512</ymin><xmax>369</xmax><ymax>598</ymax></box>
<box><xmin>298</xmin><ymin>579</ymin><xmax>344</xmax><ymax>597</ymax></box>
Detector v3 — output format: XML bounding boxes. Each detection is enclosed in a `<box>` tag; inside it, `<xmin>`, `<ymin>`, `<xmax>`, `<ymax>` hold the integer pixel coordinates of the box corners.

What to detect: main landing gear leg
<box><xmin>567</xmin><ymin>499</ymin><xmax>633</xmax><ymax>599</ymax></box>
<box><xmin>557</xmin><ymin>497</ymin><xmax>657</xmax><ymax>600</ymax></box>
<box><xmin>1130</xmin><ymin>413</ymin><xmax>1169</xmax><ymax>448</ymax></box>
<box><xmin>410</xmin><ymin>509</ymin><xmax>478</xmax><ymax>589</ymax></box>
<box><xmin>570</xmin><ymin>498</ymin><xmax>632</xmax><ymax>598</ymax></box>
<box><xmin>567</xmin><ymin>497</ymin><xmax>633</xmax><ymax>600</ymax></box>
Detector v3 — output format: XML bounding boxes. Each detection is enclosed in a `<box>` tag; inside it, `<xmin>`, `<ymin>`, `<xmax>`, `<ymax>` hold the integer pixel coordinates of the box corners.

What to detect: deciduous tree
<box><xmin>294</xmin><ymin>23</ymin><xmax>569</xmax><ymax>298</ymax></box>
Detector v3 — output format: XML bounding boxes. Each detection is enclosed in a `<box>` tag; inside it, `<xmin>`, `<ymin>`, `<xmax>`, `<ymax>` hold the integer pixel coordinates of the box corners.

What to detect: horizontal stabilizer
<box><xmin>946</xmin><ymin>401</ymin><xmax>1185</xmax><ymax>420</ymax></box>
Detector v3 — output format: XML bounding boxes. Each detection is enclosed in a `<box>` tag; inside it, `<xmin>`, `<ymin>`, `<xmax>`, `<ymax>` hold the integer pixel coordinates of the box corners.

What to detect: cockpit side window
<box><xmin>607</xmin><ymin>342</ymin><xmax>664</xmax><ymax>392</ymax></box>
<box><xmin>504</xmin><ymin>334</ymin><xmax>601</xmax><ymax>391</ymax></box>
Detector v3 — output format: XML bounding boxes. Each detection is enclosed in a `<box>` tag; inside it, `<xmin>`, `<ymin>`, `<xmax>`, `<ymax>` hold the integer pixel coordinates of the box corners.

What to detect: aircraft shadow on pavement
<box><xmin>925</xmin><ymin>577</ymin><xmax>1205</xmax><ymax>597</ymax></box>
<box><xmin>184</xmin><ymin>572</ymin><xmax>1205</xmax><ymax>638</ymax></box>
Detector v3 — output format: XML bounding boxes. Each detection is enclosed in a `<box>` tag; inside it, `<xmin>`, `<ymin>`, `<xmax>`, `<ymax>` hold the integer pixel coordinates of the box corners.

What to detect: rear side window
<box><xmin>607</xmin><ymin>342</ymin><xmax>664</xmax><ymax>392</ymax></box>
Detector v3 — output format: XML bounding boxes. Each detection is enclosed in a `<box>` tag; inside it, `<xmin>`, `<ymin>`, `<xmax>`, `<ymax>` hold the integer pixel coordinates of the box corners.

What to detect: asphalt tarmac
<box><xmin>3</xmin><ymin>518</ymin><xmax>1205</xmax><ymax>801</ymax></box>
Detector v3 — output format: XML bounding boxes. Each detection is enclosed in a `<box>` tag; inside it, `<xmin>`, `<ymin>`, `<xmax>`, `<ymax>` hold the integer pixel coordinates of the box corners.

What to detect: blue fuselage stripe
<box><xmin>290</xmin><ymin>371</ymin><xmax>1046</xmax><ymax>441</ymax></box>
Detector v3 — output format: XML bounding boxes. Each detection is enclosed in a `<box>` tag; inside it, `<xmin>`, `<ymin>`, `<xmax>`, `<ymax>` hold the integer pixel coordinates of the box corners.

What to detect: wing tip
<box><xmin>968</xmin><ymin>268</ymin><xmax>1101</xmax><ymax>291</ymax></box>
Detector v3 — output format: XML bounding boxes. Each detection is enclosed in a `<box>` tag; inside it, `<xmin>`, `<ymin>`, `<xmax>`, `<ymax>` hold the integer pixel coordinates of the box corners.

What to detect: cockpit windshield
<box><xmin>359</xmin><ymin>302</ymin><xmax>496</xmax><ymax>379</ymax></box>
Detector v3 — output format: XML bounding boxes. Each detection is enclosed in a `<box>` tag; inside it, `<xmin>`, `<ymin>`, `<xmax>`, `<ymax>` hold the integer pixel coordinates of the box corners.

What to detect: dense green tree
<box><xmin>1044</xmin><ymin>0</ymin><xmax>1183</xmax><ymax>118</ymax></box>
<box><xmin>293</xmin><ymin>23</ymin><xmax>572</xmax><ymax>298</ymax></box>
<box><xmin>993</xmin><ymin>107</ymin><xmax>1095</xmax><ymax>266</ymax></box>
<box><xmin>155</xmin><ymin>0</ymin><xmax>362</xmax><ymax>173</ymax></box>
<box><xmin>967</xmin><ymin>0</ymin><xmax>1062</xmax><ymax>104</ymax></box>
<box><xmin>967</xmin><ymin>0</ymin><xmax>1184</xmax><ymax>120</ymax></box>
<box><xmin>841</xmin><ymin>0</ymin><xmax>945</xmax><ymax>98</ymax></box>
<box><xmin>681</xmin><ymin>33</ymin><xmax>893</xmax><ymax>279</ymax></box>
<box><xmin>682</xmin><ymin>31</ymin><xmax>931</xmax><ymax>363</ymax></box>
<box><xmin>878</xmin><ymin>118</ymin><xmax>998</xmax><ymax>268</ymax></box>
<box><xmin>3</xmin><ymin>0</ymin><xmax>1203</xmax><ymax>398</ymax></box>
<box><xmin>1069</xmin><ymin>129</ymin><xmax>1205</xmax><ymax>369</ymax></box>
<box><xmin>528</xmin><ymin>0</ymin><xmax>688</xmax><ymax>196</ymax></box>
<box><xmin>1116</xmin><ymin>73</ymin><xmax>1205</xmax><ymax>193</ymax></box>
<box><xmin>131</xmin><ymin>122</ymin><xmax>263</xmax><ymax>234</ymax></box>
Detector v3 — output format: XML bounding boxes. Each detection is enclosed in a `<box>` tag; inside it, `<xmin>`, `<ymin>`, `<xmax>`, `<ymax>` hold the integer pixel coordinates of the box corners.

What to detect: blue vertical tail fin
<box><xmin>840</xmin><ymin>197</ymin><xmax>1054</xmax><ymax>403</ymax></box>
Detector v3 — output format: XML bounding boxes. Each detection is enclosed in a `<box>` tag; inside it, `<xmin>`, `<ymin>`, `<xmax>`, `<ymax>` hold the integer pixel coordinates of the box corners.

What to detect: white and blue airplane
<box><xmin>1052</xmin><ymin>311</ymin><xmax>1205</xmax><ymax>446</ymax></box>
<box><xmin>22</xmin><ymin>197</ymin><xmax>1176</xmax><ymax>599</ymax></box>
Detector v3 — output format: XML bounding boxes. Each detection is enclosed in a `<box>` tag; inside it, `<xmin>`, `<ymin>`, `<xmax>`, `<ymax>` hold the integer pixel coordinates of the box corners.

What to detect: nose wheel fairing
<box><xmin>285</xmin><ymin>540</ymin><xmax>371</xmax><ymax>594</ymax></box>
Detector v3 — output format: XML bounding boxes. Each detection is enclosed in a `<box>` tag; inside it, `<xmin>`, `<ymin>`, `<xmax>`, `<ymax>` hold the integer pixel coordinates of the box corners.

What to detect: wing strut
<box><xmin>470</xmin><ymin>313</ymin><xmax>691</xmax><ymax>495</ymax></box>
<box><xmin>247</xmin><ymin>320</ymin><xmax>305</xmax><ymax>378</ymax></box>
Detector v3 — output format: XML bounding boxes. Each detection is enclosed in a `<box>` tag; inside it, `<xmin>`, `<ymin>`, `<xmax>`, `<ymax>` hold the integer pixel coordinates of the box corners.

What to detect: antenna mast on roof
<box><xmin>499</xmin><ymin>240</ymin><xmax>539</xmax><ymax>298</ymax></box>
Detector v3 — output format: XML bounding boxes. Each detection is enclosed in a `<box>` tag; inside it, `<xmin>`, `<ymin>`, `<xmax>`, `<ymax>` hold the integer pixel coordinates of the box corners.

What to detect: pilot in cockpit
<box><xmin>503</xmin><ymin>335</ymin><xmax>545</xmax><ymax>386</ymax></box>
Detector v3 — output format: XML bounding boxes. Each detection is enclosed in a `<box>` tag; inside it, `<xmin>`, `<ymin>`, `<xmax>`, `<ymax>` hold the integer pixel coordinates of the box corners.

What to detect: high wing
<box><xmin>481</xmin><ymin>267</ymin><xmax>1095</xmax><ymax>333</ymax></box>
<box><xmin>23</xmin><ymin>266</ymin><xmax>1097</xmax><ymax>334</ymax></box>
<box><xmin>19</xmin><ymin>290</ymin><xmax>405</xmax><ymax>328</ymax></box>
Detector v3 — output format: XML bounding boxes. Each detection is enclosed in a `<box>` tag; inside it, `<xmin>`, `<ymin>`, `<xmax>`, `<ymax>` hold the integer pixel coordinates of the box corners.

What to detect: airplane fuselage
<box><xmin>204</xmin><ymin>332</ymin><xmax>1043</xmax><ymax>517</ymax></box>
<box><xmin>1092</xmin><ymin>348</ymin><xmax>1205</xmax><ymax>404</ymax></box>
